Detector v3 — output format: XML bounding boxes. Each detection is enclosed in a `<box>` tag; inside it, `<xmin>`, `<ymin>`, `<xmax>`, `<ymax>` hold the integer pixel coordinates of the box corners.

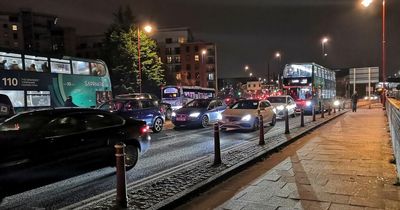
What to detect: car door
<box><xmin>139</xmin><ymin>100</ymin><xmax>157</xmax><ymax>126</ymax></box>
<box><xmin>207</xmin><ymin>100</ymin><xmax>218</xmax><ymax>122</ymax></box>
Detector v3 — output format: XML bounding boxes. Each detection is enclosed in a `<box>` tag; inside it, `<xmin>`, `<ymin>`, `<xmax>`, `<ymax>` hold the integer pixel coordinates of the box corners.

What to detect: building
<box><xmin>0</xmin><ymin>9</ymin><xmax>76</xmax><ymax>56</ymax></box>
<box><xmin>76</xmin><ymin>35</ymin><xmax>105</xmax><ymax>59</ymax></box>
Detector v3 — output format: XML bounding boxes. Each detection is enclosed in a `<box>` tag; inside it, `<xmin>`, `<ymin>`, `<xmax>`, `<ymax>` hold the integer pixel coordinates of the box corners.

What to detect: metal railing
<box><xmin>386</xmin><ymin>98</ymin><xmax>400</xmax><ymax>181</ymax></box>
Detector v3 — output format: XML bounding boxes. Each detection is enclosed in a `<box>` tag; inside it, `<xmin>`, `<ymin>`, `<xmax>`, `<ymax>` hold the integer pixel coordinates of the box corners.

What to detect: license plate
<box><xmin>176</xmin><ymin>117</ymin><xmax>186</xmax><ymax>121</ymax></box>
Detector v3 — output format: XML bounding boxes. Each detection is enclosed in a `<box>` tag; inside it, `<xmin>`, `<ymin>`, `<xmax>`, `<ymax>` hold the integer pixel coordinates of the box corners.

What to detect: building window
<box><xmin>174</xmin><ymin>47</ymin><xmax>180</xmax><ymax>54</ymax></box>
<box><xmin>187</xmin><ymin>72</ymin><xmax>191</xmax><ymax>80</ymax></box>
<box><xmin>186</xmin><ymin>46</ymin><xmax>190</xmax><ymax>53</ymax></box>
<box><xmin>178</xmin><ymin>37</ymin><xmax>186</xmax><ymax>43</ymax></box>
<box><xmin>176</xmin><ymin>73</ymin><xmax>181</xmax><ymax>80</ymax></box>
<box><xmin>3</xmin><ymin>24</ymin><xmax>7</xmax><ymax>28</ymax></box>
<box><xmin>13</xmin><ymin>33</ymin><xmax>18</xmax><ymax>39</ymax></box>
<box><xmin>195</xmin><ymin>72</ymin><xmax>200</xmax><ymax>79</ymax></box>
<box><xmin>194</xmin><ymin>46</ymin><xmax>199</xmax><ymax>52</ymax></box>
<box><xmin>166</xmin><ymin>48</ymin><xmax>172</xmax><ymax>55</ymax></box>
<box><xmin>186</xmin><ymin>64</ymin><xmax>191</xmax><ymax>70</ymax></box>
<box><xmin>167</xmin><ymin>56</ymin><xmax>172</xmax><ymax>63</ymax></box>
<box><xmin>174</xmin><ymin>56</ymin><xmax>181</xmax><ymax>63</ymax></box>
<box><xmin>195</xmin><ymin>64</ymin><xmax>199</xmax><ymax>70</ymax></box>
<box><xmin>186</xmin><ymin>55</ymin><xmax>190</xmax><ymax>61</ymax></box>
<box><xmin>194</xmin><ymin>55</ymin><xmax>199</xmax><ymax>62</ymax></box>
<box><xmin>166</xmin><ymin>38</ymin><xmax>172</xmax><ymax>43</ymax></box>
<box><xmin>175</xmin><ymin>65</ymin><xmax>181</xmax><ymax>71</ymax></box>
<box><xmin>11</xmin><ymin>25</ymin><xmax>18</xmax><ymax>31</ymax></box>
<box><xmin>208</xmin><ymin>73</ymin><xmax>214</xmax><ymax>81</ymax></box>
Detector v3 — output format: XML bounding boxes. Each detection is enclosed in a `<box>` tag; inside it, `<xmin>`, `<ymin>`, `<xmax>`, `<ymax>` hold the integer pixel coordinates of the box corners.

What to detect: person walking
<box><xmin>64</xmin><ymin>96</ymin><xmax>77</xmax><ymax>107</ymax></box>
<box><xmin>351</xmin><ymin>91</ymin><xmax>359</xmax><ymax>112</ymax></box>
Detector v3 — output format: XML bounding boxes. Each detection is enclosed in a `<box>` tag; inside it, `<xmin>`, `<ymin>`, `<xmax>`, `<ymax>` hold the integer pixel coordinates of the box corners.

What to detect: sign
<box><xmin>349</xmin><ymin>67</ymin><xmax>379</xmax><ymax>84</ymax></box>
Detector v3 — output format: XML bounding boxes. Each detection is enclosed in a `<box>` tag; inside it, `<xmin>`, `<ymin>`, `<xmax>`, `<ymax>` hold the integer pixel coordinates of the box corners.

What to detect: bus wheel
<box><xmin>152</xmin><ymin>117</ymin><xmax>163</xmax><ymax>133</ymax></box>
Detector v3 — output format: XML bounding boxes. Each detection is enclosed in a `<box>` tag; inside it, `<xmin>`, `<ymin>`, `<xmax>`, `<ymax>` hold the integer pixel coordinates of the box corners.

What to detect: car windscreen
<box><xmin>0</xmin><ymin>113</ymin><xmax>51</xmax><ymax>131</ymax></box>
<box><xmin>99</xmin><ymin>100</ymin><xmax>140</xmax><ymax>111</ymax></box>
<box><xmin>230</xmin><ymin>100</ymin><xmax>259</xmax><ymax>109</ymax></box>
<box><xmin>267</xmin><ymin>97</ymin><xmax>286</xmax><ymax>104</ymax></box>
<box><xmin>183</xmin><ymin>99</ymin><xmax>211</xmax><ymax>108</ymax></box>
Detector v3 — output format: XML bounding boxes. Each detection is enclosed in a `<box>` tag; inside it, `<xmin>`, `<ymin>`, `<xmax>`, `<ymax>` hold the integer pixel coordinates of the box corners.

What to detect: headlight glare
<box><xmin>241</xmin><ymin>114</ymin><xmax>252</xmax><ymax>121</ymax></box>
<box><xmin>333</xmin><ymin>100</ymin><xmax>340</xmax><ymax>106</ymax></box>
<box><xmin>171</xmin><ymin>112</ymin><xmax>176</xmax><ymax>117</ymax></box>
<box><xmin>277</xmin><ymin>105</ymin><xmax>284</xmax><ymax>110</ymax></box>
<box><xmin>306</xmin><ymin>101</ymin><xmax>312</xmax><ymax>106</ymax></box>
<box><xmin>189</xmin><ymin>112</ymin><xmax>201</xmax><ymax>117</ymax></box>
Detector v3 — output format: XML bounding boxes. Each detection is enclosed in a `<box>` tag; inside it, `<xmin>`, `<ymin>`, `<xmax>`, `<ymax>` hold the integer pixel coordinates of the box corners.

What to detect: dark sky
<box><xmin>3</xmin><ymin>0</ymin><xmax>400</xmax><ymax>78</ymax></box>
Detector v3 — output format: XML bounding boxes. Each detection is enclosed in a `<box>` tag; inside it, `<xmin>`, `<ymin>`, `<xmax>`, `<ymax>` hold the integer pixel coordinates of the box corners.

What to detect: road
<box><xmin>0</xmin><ymin>115</ymin><xmax>313</xmax><ymax>209</ymax></box>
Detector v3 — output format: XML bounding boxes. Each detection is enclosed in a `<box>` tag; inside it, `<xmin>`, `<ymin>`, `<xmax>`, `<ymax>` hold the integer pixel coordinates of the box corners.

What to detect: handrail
<box><xmin>386</xmin><ymin>98</ymin><xmax>400</xmax><ymax>181</ymax></box>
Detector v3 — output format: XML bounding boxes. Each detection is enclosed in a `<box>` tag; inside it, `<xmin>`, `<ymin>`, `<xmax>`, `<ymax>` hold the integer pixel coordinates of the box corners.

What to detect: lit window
<box><xmin>194</xmin><ymin>55</ymin><xmax>199</xmax><ymax>61</ymax></box>
<box><xmin>167</xmin><ymin>56</ymin><xmax>172</xmax><ymax>63</ymax></box>
<box><xmin>178</xmin><ymin>37</ymin><xmax>186</xmax><ymax>43</ymax></box>
<box><xmin>208</xmin><ymin>73</ymin><xmax>214</xmax><ymax>81</ymax></box>
<box><xmin>176</xmin><ymin>73</ymin><xmax>181</xmax><ymax>80</ymax></box>
<box><xmin>12</xmin><ymin>25</ymin><xmax>17</xmax><ymax>31</ymax></box>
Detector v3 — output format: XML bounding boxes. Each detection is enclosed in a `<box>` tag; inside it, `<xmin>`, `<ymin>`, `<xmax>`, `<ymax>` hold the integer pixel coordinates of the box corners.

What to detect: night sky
<box><xmin>3</xmin><ymin>0</ymin><xmax>400</xmax><ymax>79</ymax></box>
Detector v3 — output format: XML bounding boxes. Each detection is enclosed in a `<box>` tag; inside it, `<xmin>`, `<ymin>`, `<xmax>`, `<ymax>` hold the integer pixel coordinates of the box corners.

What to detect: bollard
<box><xmin>259</xmin><ymin>115</ymin><xmax>265</xmax><ymax>145</ymax></box>
<box><xmin>333</xmin><ymin>106</ymin><xmax>336</xmax><ymax>114</ymax></box>
<box><xmin>300</xmin><ymin>108</ymin><xmax>304</xmax><ymax>127</ymax></box>
<box><xmin>285</xmin><ymin>108</ymin><xmax>290</xmax><ymax>134</ymax></box>
<box><xmin>213</xmin><ymin>123</ymin><xmax>221</xmax><ymax>165</ymax></box>
<box><xmin>115</xmin><ymin>143</ymin><xmax>127</xmax><ymax>208</ymax></box>
<box><xmin>328</xmin><ymin>105</ymin><xmax>331</xmax><ymax>115</ymax></box>
<box><xmin>321</xmin><ymin>105</ymin><xmax>325</xmax><ymax>118</ymax></box>
<box><xmin>312</xmin><ymin>105</ymin><xmax>316</xmax><ymax>121</ymax></box>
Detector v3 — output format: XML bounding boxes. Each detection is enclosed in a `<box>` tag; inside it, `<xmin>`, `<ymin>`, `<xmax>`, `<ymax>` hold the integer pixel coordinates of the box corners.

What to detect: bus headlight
<box><xmin>241</xmin><ymin>114</ymin><xmax>252</xmax><ymax>121</ymax></box>
<box><xmin>364</xmin><ymin>96</ymin><xmax>368</xmax><ymax>100</ymax></box>
<box><xmin>171</xmin><ymin>112</ymin><xmax>176</xmax><ymax>117</ymax></box>
<box><xmin>277</xmin><ymin>105</ymin><xmax>284</xmax><ymax>110</ymax></box>
<box><xmin>333</xmin><ymin>100</ymin><xmax>340</xmax><ymax>106</ymax></box>
<box><xmin>306</xmin><ymin>101</ymin><xmax>312</xmax><ymax>106</ymax></box>
<box><xmin>189</xmin><ymin>112</ymin><xmax>200</xmax><ymax>118</ymax></box>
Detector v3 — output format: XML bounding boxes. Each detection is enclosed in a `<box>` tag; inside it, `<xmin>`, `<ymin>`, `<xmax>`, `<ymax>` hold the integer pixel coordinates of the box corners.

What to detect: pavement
<box><xmin>211</xmin><ymin>105</ymin><xmax>400</xmax><ymax>210</ymax></box>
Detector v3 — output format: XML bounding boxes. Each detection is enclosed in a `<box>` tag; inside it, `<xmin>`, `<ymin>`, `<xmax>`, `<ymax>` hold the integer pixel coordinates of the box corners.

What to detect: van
<box><xmin>0</xmin><ymin>94</ymin><xmax>15</xmax><ymax>122</ymax></box>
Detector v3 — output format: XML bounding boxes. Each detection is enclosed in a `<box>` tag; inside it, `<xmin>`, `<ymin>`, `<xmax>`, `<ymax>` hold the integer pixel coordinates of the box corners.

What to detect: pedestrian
<box><xmin>64</xmin><ymin>96</ymin><xmax>77</xmax><ymax>107</ymax></box>
<box><xmin>351</xmin><ymin>91</ymin><xmax>358</xmax><ymax>112</ymax></box>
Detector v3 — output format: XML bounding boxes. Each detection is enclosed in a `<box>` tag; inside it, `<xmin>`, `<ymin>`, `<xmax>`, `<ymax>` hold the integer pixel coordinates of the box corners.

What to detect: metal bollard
<box><xmin>300</xmin><ymin>108</ymin><xmax>304</xmax><ymax>127</ymax></box>
<box><xmin>285</xmin><ymin>108</ymin><xmax>290</xmax><ymax>134</ymax></box>
<box><xmin>213</xmin><ymin>123</ymin><xmax>221</xmax><ymax>165</ymax></box>
<box><xmin>259</xmin><ymin>115</ymin><xmax>265</xmax><ymax>145</ymax></box>
<box><xmin>333</xmin><ymin>106</ymin><xmax>336</xmax><ymax>114</ymax></box>
<box><xmin>115</xmin><ymin>143</ymin><xmax>127</xmax><ymax>208</ymax></box>
<box><xmin>312</xmin><ymin>105</ymin><xmax>316</xmax><ymax>121</ymax></box>
<box><xmin>321</xmin><ymin>105</ymin><xmax>325</xmax><ymax>118</ymax></box>
<box><xmin>328</xmin><ymin>105</ymin><xmax>331</xmax><ymax>115</ymax></box>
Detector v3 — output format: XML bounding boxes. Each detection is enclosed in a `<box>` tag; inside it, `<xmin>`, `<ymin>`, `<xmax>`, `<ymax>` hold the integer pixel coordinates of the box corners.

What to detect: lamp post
<box><xmin>137</xmin><ymin>24</ymin><xmax>153</xmax><ymax>93</ymax></box>
<box><xmin>321</xmin><ymin>37</ymin><xmax>329</xmax><ymax>59</ymax></box>
<box><xmin>267</xmin><ymin>52</ymin><xmax>282</xmax><ymax>86</ymax></box>
<box><xmin>362</xmin><ymin>0</ymin><xmax>386</xmax><ymax>104</ymax></box>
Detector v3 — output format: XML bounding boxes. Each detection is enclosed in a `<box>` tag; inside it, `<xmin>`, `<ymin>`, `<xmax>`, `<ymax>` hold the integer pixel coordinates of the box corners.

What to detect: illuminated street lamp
<box><xmin>362</xmin><ymin>0</ymin><xmax>386</xmax><ymax>104</ymax></box>
<box><xmin>244</xmin><ymin>65</ymin><xmax>249</xmax><ymax>71</ymax></box>
<box><xmin>249</xmin><ymin>72</ymin><xmax>253</xmax><ymax>77</ymax></box>
<box><xmin>137</xmin><ymin>24</ymin><xmax>153</xmax><ymax>93</ymax></box>
<box><xmin>321</xmin><ymin>37</ymin><xmax>329</xmax><ymax>58</ymax></box>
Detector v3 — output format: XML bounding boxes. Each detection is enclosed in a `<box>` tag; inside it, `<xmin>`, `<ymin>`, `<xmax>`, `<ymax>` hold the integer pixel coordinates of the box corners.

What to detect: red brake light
<box><xmin>140</xmin><ymin>125</ymin><xmax>149</xmax><ymax>135</ymax></box>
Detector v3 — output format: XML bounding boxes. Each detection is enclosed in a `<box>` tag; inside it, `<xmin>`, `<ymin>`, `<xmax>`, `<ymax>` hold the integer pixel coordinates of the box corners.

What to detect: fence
<box><xmin>386</xmin><ymin>98</ymin><xmax>400</xmax><ymax>181</ymax></box>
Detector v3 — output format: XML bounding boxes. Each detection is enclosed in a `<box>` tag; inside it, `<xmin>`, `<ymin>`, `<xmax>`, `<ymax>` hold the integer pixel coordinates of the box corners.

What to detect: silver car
<box><xmin>267</xmin><ymin>95</ymin><xmax>297</xmax><ymax>119</ymax></box>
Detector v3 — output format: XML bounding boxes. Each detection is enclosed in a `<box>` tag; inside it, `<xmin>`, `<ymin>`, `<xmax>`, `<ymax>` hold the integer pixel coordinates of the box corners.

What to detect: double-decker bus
<box><xmin>0</xmin><ymin>50</ymin><xmax>112</xmax><ymax>111</ymax></box>
<box><xmin>161</xmin><ymin>85</ymin><xmax>215</xmax><ymax>110</ymax></box>
<box><xmin>282</xmin><ymin>63</ymin><xmax>336</xmax><ymax>113</ymax></box>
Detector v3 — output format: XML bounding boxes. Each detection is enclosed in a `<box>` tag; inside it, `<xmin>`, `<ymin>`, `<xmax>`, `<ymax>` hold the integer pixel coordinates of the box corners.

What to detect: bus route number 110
<box><xmin>2</xmin><ymin>77</ymin><xmax>18</xmax><ymax>87</ymax></box>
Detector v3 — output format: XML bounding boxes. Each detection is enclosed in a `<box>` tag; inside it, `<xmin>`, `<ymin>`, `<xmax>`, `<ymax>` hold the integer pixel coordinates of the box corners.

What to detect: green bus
<box><xmin>0</xmin><ymin>50</ymin><xmax>112</xmax><ymax>111</ymax></box>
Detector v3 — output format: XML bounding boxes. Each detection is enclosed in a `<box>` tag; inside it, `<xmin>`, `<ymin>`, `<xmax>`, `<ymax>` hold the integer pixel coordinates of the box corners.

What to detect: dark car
<box><xmin>172</xmin><ymin>99</ymin><xmax>227</xmax><ymax>128</ymax></box>
<box><xmin>0</xmin><ymin>108</ymin><xmax>150</xmax><ymax>198</ymax></box>
<box><xmin>116</xmin><ymin>93</ymin><xmax>173</xmax><ymax>120</ymax></box>
<box><xmin>0</xmin><ymin>94</ymin><xmax>15</xmax><ymax>122</ymax></box>
<box><xmin>98</xmin><ymin>98</ymin><xmax>164</xmax><ymax>133</ymax></box>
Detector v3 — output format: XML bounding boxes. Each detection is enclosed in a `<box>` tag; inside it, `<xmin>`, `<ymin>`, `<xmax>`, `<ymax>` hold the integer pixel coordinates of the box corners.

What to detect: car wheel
<box><xmin>270</xmin><ymin>114</ymin><xmax>277</xmax><ymax>126</ymax></box>
<box><xmin>124</xmin><ymin>144</ymin><xmax>139</xmax><ymax>170</ymax></box>
<box><xmin>165</xmin><ymin>108</ymin><xmax>172</xmax><ymax>120</ymax></box>
<box><xmin>252</xmin><ymin>117</ymin><xmax>259</xmax><ymax>131</ymax></box>
<box><xmin>152</xmin><ymin>117</ymin><xmax>163</xmax><ymax>133</ymax></box>
<box><xmin>201</xmin><ymin>115</ymin><xmax>209</xmax><ymax>128</ymax></box>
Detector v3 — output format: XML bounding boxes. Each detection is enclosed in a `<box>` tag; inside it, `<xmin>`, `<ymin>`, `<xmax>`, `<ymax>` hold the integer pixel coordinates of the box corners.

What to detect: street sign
<box><xmin>349</xmin><ymin>67</ymin><xmax>379</xmax><ymax>84</ymax></box>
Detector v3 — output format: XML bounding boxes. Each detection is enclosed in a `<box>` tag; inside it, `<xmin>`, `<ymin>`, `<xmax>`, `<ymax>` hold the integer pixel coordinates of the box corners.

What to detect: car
<box><xmin>267</xmin><ymin>95</ymin><xmax>297</xmax><ymax>119</ymax></box>
<box><xmin>172</xmin><ymin>99</ymin><xmax>227</xmax><ymax>128</ymax></box>
<box><xmin>116</xmin><ymin>93</ymin><xmax>173</xmax><ymax>120</ymax></box>
<box><xmin>0</xmin><ymin>108</ymin><xmax>150</xmax><ymax>198</ymax></box>
<box><xmin>0</xmin><ymin>94</ymin><xmax>15</xmax><ymax>123</ymax></box>
<box><xmin>98</xmin><ymin>98</ymin><xmax>165</xmax><ymax>133</ymax></box>
<box><xmin>219</xmin><ymin>99</ymin><xmax>276</xmax><ymax>131</ymax></box>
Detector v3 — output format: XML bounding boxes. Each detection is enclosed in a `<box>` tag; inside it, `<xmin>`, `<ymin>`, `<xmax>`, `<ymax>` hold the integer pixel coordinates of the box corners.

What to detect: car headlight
<box><xmin>306</xmin><ymin>101</ymin><xmax>312</xmax><ymax>106</ymax></box>
<box><xmin>189</xmin><ymin>112</ymin><xmax>200</xmax><ymax>118</ymax></box>
<box><xmin>364</xmin><ymin>96</ymin><xmax>368</xmax><ymax>100</ymax></box>
<box><xmin>171</xmin><ymin>112</ymin><xmax>176</xmax><ymax>117</ymax></box>
<box><xmin>241</xmin><ymin>114</ymin><xmax>252</xmax><ymax>121</ymax></box>
<box><xmin>333</xmin><ymin>100</ymin><xmax>340</xmax><ymax>106</ymax></box>
<box><xmin>273</xmin><ymin>108</ymin><xmax>277</xmax><ymax>113</ymax></box>
<box><xmin>277</xmin><ymin>105</ymin><xmax>284</xmax><ymax>110</ymax></box>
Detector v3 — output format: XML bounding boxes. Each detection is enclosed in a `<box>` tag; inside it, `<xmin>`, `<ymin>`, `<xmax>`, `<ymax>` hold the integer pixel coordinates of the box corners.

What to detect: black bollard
<box><xmin>213</xmin><ymin>123</ymin><xmax>221</xmax><ymax>165</ymax></box>
<box><xmin>115</xmin><ymin>143</ymin><xmax>127</xmax><ymax>208</ymax></box>
<box><xmin>328</xmin><ymin>105</ymin><xmax>331</xmax><ymax>115</ymax></box>
<box><xmin>285</xmin><ymin>108</ymin><xmax>290</xmax><ymax>134</ymax></box>
<box><xmin>321</xmin><ymin>104</ymin><xmax>325</xmax><ymax>118</ymax></box>
<box><xmin>300</xmin><ymin>108</ymin><xmax>304</xmax><ymax>127</ymax></box>
<box><xmin>259</xmin><ymin>115</ymin><xmax>265</xmax><ymax>145</ymax></box>
<box><xmin>333</xmin><ymin>106</ymin><xmax>336</xmax><ymax>114</ymax></box>
<box><xmin>312</xmin><ymin>105</ymin><xmax>316</xmax><ymax>121</ymax></box>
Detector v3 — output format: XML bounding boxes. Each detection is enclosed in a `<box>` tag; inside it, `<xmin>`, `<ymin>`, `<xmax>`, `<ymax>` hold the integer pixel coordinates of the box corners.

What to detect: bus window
<box><xmin>0</xmin><ymin>52</ymin><xmax>23</xmax><ymax>70</ymax></box>
<box><xmin>72</xmin><ymin>61</ymin><xmax>90</xmax><ymax>75</ymax></box>
<box><xmin>26</xmin><ymin>91</ymin><xmax>51</xmax><ymax>107</ymax></box>
<box><xmin>50</xmin><ymin>58</ymin><xmax>71</xmax><ymax>74</ymax></box>
<box><xmin>162</xmin><ymin>87</ymin><xmax>180</xmax><ymax>98</ymax></box>
<box><xmin>24</xmin><ymin>55</ymin><xmax>48</xmax><ymax>72</ymax></box>
<box><xmin>0</xmin><ymin>90</ymin><xmax>25</xmax><ymax>107</ymax></box>
<box><xmin>91</xmin><ymin>63</ymin><xmax>105</xmax><ymax>76</ymax></box>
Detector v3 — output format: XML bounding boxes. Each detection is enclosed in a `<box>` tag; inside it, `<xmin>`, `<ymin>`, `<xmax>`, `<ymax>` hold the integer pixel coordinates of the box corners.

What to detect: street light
<box><xmin>362</xmin><ymin>0</ymin><xmax>386</xmax><ymax>104</ymax></box>
<box><xmin>244</xmin><ymin>65</ymin><xmax>249</xmax><ymax>71</ymax></box>
<box><xmin>249</xmin><ymin>72</ymin><xmax>253</xmax><ymax>77</ymax></box>
<box><xmin>137</xmin><ymin>24</ymin><xmax>153</xmax><ymax>93</ymax></box>
<box><xmin>321</xmin><ymin>37</ymin><xmax>329</xmax><ymax>58</ymax></box>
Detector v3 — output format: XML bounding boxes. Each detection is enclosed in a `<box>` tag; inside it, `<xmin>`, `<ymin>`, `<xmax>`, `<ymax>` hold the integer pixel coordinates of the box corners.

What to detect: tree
<box><xmin>102</xmin><ymin>6</ymin><xmax>164</xmax><ymax>96</ymax></box>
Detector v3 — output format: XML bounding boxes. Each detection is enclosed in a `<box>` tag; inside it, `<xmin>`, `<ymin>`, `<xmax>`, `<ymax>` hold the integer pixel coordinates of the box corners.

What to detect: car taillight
<box><xmin>140</xmin><ymin>125</ymin><xmax>149</xmax><ymax>135</ymax></box>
